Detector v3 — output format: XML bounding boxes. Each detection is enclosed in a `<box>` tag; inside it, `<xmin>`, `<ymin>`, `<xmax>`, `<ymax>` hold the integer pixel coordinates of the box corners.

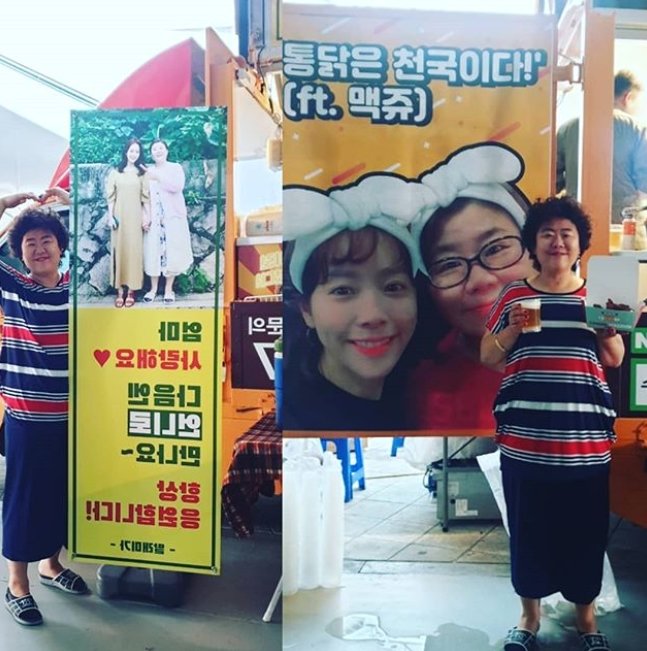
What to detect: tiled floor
<box><xmin>343</xmin><ymin>440</ymin><xmax>508</xmax><ymax>569</ymax></box>
<box><xmin>0</xmin><ymin>456</ymin><xmax>282</xmax><ymax>650</ymax></box>
<box><xmin>285</xmin><ymin>438</ymin><xmax>647</xmax><ymax>651</ymax></box>
<box><xmin>2</xmin><ymin>439</ymin><xmax>646</xmax><ymax>650</ymax></box>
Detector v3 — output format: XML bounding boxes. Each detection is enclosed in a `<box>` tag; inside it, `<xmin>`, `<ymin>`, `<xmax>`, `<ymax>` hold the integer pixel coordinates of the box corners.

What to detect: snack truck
<box><xmin>205</xmin><ymin>9</ymin><xmax>282</xmax><ymax>484</ymax></box>
<box><xmin>563</xmin><ymin>0</ymin><xmax>647</xmax><ymax>528</ymax></box>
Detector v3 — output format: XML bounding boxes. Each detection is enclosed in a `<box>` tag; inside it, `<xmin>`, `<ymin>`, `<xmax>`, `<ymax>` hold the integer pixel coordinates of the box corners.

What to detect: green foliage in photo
<box><xmin>173</xmin><ymin>267</ymin><xmax>213</xmax><ymax>295</ymax></box>
<box><xmin>71</xmin><ymin>107</ymin><xmax>227</xmax><ymax>167</ymax></box>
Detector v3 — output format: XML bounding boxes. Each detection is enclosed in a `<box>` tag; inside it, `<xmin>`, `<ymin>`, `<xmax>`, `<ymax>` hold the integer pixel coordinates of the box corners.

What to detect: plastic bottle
<box><xmin>636</xmin><ymin>212</ymin><xmax>647</xmax><ymax>250</ymax></box>
<box><xmin>320</xmin><ymin>451</ymin><xmax>345</xmax><ymax>588</ymax></box>
<box><xmin>297</xmin><ymin>457</ymin><xmax>323</xmax><ymax>590</ymax></box>
<box><xmin>622</xmin><ymin>214</ymin><xmax>636</xmax><ymax>250</ymax></box>
<box><xmin>282</xmin><ymin>459</ymin><xmax>301</xmax><ymax>597</ymax></box>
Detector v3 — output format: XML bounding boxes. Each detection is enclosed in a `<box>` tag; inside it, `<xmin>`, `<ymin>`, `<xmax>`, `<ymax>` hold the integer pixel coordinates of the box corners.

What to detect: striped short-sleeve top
<box><xmin>485</xmin><ymin>280</ymin><xmax>615</xmax><ymax>478</ymax></box>
<box><xmin>0</xmin><ymin>259</ymin><xmax>69</xmax><ymax>423</ymax></box>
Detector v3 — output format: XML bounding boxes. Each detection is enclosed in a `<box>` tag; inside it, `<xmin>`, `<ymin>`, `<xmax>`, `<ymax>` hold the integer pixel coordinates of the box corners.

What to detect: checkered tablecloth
<box><xmin>221</xmin><ymin>411</ymin><xmax>282</xmax><ymax>538</ymax></box>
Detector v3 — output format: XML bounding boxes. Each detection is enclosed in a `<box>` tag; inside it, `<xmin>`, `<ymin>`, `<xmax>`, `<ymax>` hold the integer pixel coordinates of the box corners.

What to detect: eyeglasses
<box><xmin>427</xmin><ymin>235</ymin><xmax>525</xmax><ymax>289</ymax></box>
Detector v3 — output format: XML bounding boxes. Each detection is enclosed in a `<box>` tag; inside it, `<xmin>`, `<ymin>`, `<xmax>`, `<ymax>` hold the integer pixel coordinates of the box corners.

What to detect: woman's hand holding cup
<box><xmin>508</xmin><ymin>303</ymin><xmax>528</xmax><ymax>334</ymax></box>
<box><xmin>497</xmin><ymin>303</ymin><xmax>527</xmax><ymax>353</ymax></box>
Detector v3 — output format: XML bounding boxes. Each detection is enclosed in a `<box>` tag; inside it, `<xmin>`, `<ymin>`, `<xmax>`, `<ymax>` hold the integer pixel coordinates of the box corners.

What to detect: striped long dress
<box><xmin>486</xmin><ymin>279</ymin><xmax>615</xmax><ymax>602</ymax></box>
<box><xmin>486</xmin><ymin>279</ymin><xmax>616</xmax><ymax>476</ymax></box>
<box><xmin>0</xmin><ymin>259</ymin><xmax>69</xmax><ymax>561</ymax></box>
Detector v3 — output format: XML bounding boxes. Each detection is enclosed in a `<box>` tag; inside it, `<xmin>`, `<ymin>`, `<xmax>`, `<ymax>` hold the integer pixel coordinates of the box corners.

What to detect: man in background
<box><xmin>557</xmin><ymin>69</ymin><xmax>647</xmax><ymax>223</ymax></box>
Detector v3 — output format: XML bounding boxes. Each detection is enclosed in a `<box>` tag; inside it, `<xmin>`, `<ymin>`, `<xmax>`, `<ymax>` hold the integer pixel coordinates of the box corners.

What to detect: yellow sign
<box><xmin>283</xmin><ymin>7</ymin><xmax>553</xmax><ymax>193</ymax></box>
<box><xmin>282</xmin><ymin>6</ymin><xmax>555</xmax><ymax>435</ymax></box>
<box><xmin>69</xmin><ymin>107</ymin><xmax>225</xmax><ymax>572</ymax></box>
<box><xmin>70</xmin><ymin>308</ymin><xmax>221</xmax><ymax>573</ymax></box>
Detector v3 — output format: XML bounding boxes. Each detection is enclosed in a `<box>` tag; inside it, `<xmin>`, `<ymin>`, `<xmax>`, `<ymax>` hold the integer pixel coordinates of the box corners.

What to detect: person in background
<box><xmin>0</xmin><ymin>190</ymin><xmax>89</xmax><ymax>628</ymax></box>
<box><xmin>481</xmin><ymin>196</ymin><xmax>624</xmax><ymax>651</ymax></box>
<box><xmin>557</xmin><ymin>69</ymin><xmax>647</xmax><ymax>223</ymax></box>
<box><xmin>408</xmin><ymin>144</ymin><xmax>532</xmax><ymax>433</ymax></box>
<box><xmin>105</xmin><ymin>137</ymin><xmax>149</xmax><ymax>308</ymax></box>
<box><xmin>143</xmin><ymin>139</ymin><xmax>193</xmax><ymax>304</ymax></box>
<box><xmin>282</xmin><ymin>175</ymin><xmax>429</xmax><ymax>431</ymax></box>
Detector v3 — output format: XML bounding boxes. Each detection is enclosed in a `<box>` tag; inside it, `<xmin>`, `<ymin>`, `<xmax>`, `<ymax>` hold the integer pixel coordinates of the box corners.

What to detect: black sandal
<box><xmin>504</xmin><ymin>627</ymin><xmax>538</xmax><ymax>650</ymax></box>
<box><xmin>39</xmin><ymin>568</ymin><xmax>89</xmax><ymax>595</ymax></box>
<box><xmin>579</xmin><ymin>631</ymin><xmax>611</xmax><ymax>651</ymax></box>
<box><xmin>4</xmin><ymin>588</ymin><xmax>43</xmax><ymax>626</ymax></box>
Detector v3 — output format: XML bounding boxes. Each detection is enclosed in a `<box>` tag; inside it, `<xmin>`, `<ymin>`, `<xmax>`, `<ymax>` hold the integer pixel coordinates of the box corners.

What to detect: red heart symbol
<box><xmin>93</xmin><ymin>349</ymin><xmax>110</xmax><ymax>367</ymax></box>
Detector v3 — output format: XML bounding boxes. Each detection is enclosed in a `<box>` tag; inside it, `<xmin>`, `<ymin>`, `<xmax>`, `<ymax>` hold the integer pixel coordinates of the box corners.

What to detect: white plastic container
<box><xmin>282</xmin><ymin>459</ymin><xmax>301</xmax><ymax>597</ymax></box>
<box><xmin>320</xmin><ymin>451</ymin><xmax>345</xmax><ymax>588</ymax></box>
<box><xmin>297</xmin><ymin>458</ymin><xmax>323</xmax><ymax>589</ymax></box>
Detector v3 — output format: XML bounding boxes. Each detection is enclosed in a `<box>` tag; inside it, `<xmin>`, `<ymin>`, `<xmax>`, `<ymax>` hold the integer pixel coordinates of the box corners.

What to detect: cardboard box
<box><xmin>236</xmin><ymin>236</ymin><xmax>282</xmax><ymax>299</ymax></box>
<box><xmin>585</xmin><ymin>255</ymin><xmax>646</xmax><ymax>331</ymax></box>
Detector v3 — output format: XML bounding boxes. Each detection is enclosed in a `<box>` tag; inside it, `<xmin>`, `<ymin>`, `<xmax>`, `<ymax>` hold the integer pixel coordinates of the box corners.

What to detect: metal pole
<box><xmin>442</xmin><ymin>436</ymin><xmax>449</xmax><ymax>532</ymax></box>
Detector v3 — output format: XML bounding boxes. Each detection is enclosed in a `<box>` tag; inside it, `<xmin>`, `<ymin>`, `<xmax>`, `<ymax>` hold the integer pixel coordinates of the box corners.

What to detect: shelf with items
<box><xmin>205</xmin><ymin>29</ymin><xmax>281</xmax><ymax>484</ymax></box>
<box><xmin>611</xmin><ymin>250</ymin><xmax>647</xmax><ymax>260</ymax></box>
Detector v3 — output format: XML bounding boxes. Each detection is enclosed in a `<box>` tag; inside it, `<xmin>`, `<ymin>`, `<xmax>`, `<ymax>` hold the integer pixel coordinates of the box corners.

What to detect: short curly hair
<box><xmin>8</xmin><ymin>207</ymin><xmax>69</xmax><ymax>260</ymax></box>
<box><xmin>521</xmin><ymin>196</ymin><xmax>592</xmax><ymax>271</ymax></box>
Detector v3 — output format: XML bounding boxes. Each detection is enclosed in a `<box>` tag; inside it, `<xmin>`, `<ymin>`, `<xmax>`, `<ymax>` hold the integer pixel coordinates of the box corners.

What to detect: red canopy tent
<box><xmin>49</xmin><ymin>39</ymin><xmax>204</xmax><ymax>189</ymax></box>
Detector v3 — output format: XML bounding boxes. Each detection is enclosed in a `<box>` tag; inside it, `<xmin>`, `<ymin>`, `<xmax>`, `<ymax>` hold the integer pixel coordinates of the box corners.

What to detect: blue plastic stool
<box><xmin>391</xmin><ymin>437</ymin><xmax>405</xmax><ymax>457</ymax></box>
<box><xmin>321</xmin><ymin>438</ymin><xmax>366</xmax><ymax>502</ymax></box>
<box><xmin>274</xmin><ymin>351</ymin><xmax>283</xmax><ymax>429</ymax></box>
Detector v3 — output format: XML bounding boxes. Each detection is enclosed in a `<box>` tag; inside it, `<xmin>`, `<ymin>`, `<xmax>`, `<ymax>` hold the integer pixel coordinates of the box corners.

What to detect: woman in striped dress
<box><xmin>0</xmin><ymin>192</ymin><xmax>88</xmax><ymax>627</ymax></box>
<box><xmin>481</xmin><ymin>196</ymin><xmax>624</xmax><ymax>651</ymax></box>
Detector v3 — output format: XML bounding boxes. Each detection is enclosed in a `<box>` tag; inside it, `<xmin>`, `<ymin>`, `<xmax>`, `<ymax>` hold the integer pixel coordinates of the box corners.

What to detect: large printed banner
<box><xmin>283</xmin><ymin>5</ymin><xmax>554</xmax><ymax>435</ymax></box>
<box><xmin>69</xmin><ymin>107</ymin><xmax>226</xmax><ymax>573</ymax></box>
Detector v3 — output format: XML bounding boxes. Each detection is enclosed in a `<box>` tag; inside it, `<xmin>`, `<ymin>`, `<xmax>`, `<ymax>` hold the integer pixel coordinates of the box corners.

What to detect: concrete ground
<box><xmin>284</xmin><ymin>438</ymin><xmax>647</xmax><ymax>651</ymax></box>
<box><xmin>0</xmin><ymin>456</ymin><xmax>281</xmax><ymax>651</ymax></box>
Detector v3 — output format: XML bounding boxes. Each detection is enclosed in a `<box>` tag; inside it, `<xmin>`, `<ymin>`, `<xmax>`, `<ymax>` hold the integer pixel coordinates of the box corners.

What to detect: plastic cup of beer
<box><xmin>520</xmin><ymin>298</ymin><xmax>541</xmax><ymax>333</ymax></box>
<box><xmin>609</xmin><ymin>224</ymin><xmax>622</xmax><ymax>252</ymax></box>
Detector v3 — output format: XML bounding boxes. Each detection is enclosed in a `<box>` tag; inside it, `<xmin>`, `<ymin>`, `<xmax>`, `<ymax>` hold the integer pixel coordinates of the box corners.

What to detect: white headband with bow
<box><xmin>284</xmin><ymin>175</ymin><xmax>430</xmax><ymax>293</ymax></box>
<box><xmin>410</xmin><ymin>144</ymin><xmax>528</xmax><ymax>246</ymax></box>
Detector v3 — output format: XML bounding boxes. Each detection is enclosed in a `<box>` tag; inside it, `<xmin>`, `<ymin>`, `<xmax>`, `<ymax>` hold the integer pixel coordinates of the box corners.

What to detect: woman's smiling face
<box><xmin>301</xmin><ymin>231</ymin><xmax>417</xmax><ymax>400</ymax></box>
<box><xmin>126</xmin><ymin>142</ymin><xmax>141</xmax><ymax>164</ymax></box>
<box><xmin>425</xmin><ymin>202</ymin><xmax>532</xmax><ymax>339</ymax></box>
<box><xmin>532</xmin><ymin>217</ymin><xmax>581</xmax><ymax>274</ymax></box>
<box><xmin>150</xmin><ymin>141</ymin><xmax>168</xmax><ymax>164</ymax></box>
<box><xmin>21</xmin><ymin>227</ymin><xmax>63</xmax><ymax>284</ymax></box>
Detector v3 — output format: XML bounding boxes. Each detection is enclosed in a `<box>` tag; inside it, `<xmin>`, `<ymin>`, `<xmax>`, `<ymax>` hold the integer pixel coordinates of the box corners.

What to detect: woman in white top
<box><xmin>143</xmin><ymin>139</ymin><xmax>193</xmax><ymax>304</ymax></box>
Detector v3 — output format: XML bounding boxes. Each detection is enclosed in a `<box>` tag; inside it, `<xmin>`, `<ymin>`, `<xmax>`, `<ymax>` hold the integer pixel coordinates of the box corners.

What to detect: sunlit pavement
<box><xmin>0</xmin><ymin>457</ymin><xmax>281</xmax><ymax>651</ymax></box>
<box><xmin>284</xmin><ymin>439</ymin><xmax>647</xmax><ymax>651</ymax></box>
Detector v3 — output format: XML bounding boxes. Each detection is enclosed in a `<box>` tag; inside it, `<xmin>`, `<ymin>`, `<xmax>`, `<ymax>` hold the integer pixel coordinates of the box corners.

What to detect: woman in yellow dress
<box><xmin>105</xmin><ymin>138</ymin><xmax>149</xmax><ymax>307</ymax></box>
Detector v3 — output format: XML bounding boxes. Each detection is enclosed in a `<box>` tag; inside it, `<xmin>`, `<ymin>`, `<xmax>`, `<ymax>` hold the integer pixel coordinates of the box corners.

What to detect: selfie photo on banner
<box><xmin>282</xmin><ymin>6</ymin><xmax>554</xmax><ymax>435</ymax></box>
